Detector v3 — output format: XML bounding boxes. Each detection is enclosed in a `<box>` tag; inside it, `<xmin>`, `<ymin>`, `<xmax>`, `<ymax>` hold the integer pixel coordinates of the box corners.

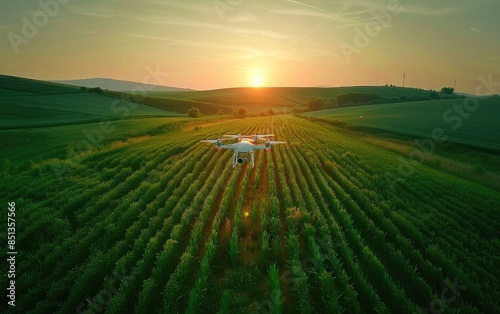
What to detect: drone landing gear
<box><xmin>232</xmin><ymin>151</ymin><xmax>238</xmax><ymax>169</ymax></box>
<box><xmin>232</xmin><ymin>151</ymin><xmax>255</xmax><ymax>169</ymax></box>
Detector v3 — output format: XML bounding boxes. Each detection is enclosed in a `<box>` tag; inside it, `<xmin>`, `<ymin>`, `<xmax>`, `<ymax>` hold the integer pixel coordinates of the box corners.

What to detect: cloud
<box><xmin>153</xmin><ymin>1</ymin><xmax>211</xmax><ymax>13</ymax></box>
<box><xmin>76</xmin><ymin>30</ymin><xmax>99</xmax><ymax>34</ymax></box>
<box><xmin>129</xmin><ymin>34</ymin><xmax>261</xmax><ymax>54</ymax></box>
<box><xmin>469</xmin><ymin>27</ymin><xmax>481</xmax><ymax>34</ymax></box>
<box><xmin>138</xmin><ymin>17</ymin><xmax>290</xmax><ymax>39</ymax></box>
<box><xmin>67</xmin><ymin>6</ymin><xmax>127</xmax><ymax>18</ymax></box>
<box><xmin>279</xmin><ymin>0</ymin><xmax>330</xmax><ymax>13</ymax></box>
<box><xmin>402</xmin><ymin>6</ymin><xmax>462</xmax><ymax>16</ymax></box>
<box><xmin>224</xmin><ymin>13</ymin><xmax>259</xmax><ymax>23</ymax></box>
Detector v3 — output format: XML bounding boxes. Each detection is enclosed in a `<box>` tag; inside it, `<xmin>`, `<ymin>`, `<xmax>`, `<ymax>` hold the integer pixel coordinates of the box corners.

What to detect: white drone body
<box><xmin>200</xmin><ymin>134</ymin><xmax>286</xmax><ymax>168</ymax></box>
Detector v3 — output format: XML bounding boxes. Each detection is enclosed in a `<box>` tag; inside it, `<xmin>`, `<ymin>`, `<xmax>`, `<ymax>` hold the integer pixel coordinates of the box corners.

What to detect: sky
<box><xmin>1</xmin><ymin>0</ymin><xmax>499</xmax><ymax>92</ymax></box>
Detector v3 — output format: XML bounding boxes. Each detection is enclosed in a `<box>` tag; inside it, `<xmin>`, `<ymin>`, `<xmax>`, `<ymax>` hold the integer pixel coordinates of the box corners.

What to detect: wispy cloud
<box><xmin>69</xmin><ymin>5</ymin><xmax>287</xmax><ymax>40</ymax></box>
<box><xmin>152</xmin><ymin>1</ymin><xmax>211</xmax><ymax>13</ymax></box>
<box><xmin>224</xmin><ymin>13</ymin><xmax>259</xmax><ymax>23</ymax></box>
<box><xmin>67</xmin><ymin>6</ymin><xmax>125</xmax><ymax>18</ymax></box>
<box><xmin>279</xmin><ymin>0</ymin><xmax>330</xmax><ymax>14</ymax></box>
<box><xmin>485</xmin><ymin>55</ymin><xmax>500</xmax><ymax>60</ymax></box>
<box><xmin>76</xmin><ymin>30</ymin><xmax>99</xmax><ymax>34</ymax></box>
<box><xmin>129</xmin><ymin>34</ymin><xmax>261</xmax><ymax>54</ymax></box>
<box><xmin>137</xmin><ymin>17</ymin><xmax>290</xmax><ymax>39</ymax></box>
<box><xmin>402</xmin><ymin>6</ymin><xmax>461</xmax><ymax>16</ymax></box>
<box><xmin>469</xmin><ymin>27</ymin><xmax>481</xmax><ymax>34</ymax></box>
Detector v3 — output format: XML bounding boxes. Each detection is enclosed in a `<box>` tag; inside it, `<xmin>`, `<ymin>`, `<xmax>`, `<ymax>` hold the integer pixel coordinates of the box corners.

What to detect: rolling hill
<box><xmin>303</xmin><ymin>97</ymin><xmax>500</xmax><ymax>152</ymax></box>
<box><xmin>0</xmin><ymin>75</ymin><xmax>180</xmax><ymax>129</ymax></box>
<box><xmin>54</xmin><ymin>78</ymin><xmax>193</xmax><ymax>92</ymax></box>
<box><xmin>143</xmin><ymin>85</ymin><xmax>460</xmax><ymax>114</ymax></box>
<box><xmin>3</xmin><ymin>75</ymin><xmax>463</xmax><ymax>118</ymax></box>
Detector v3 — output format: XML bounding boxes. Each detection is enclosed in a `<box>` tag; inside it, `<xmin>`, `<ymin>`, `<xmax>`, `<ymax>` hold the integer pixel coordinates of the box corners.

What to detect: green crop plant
<box><xmin>3</xmin><ymin>111</ymin><xmax>499</xmax><ymax>313</ymax></box>
<box><xmin>229</xmin><ymin>227</ymin><xmax>239</xmax><ymax>266</ymax></box>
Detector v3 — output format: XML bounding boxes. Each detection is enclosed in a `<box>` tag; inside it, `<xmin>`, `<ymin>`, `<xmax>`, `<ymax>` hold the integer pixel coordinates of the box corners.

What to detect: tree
<box><xmin>291</xmin><ymin>106</ymin><xmax>306</xmax><ymax>114</ymax></box>
<box><xmin>336</xmin><ymin>93</ymin><xmax>380</xmax><ymax>106</ymax></box>
<box><xmin>237</xmin><ymin>107</ymin><xmax>248</xmax><ymax>118</ymax></box>
<box><xmin>188</xmin><ymin>107</ymin><xmax>201</xmax><ymax>118</ymax></box>
<box><xmin>217</xmin><ymin>110</ymin><xmax>224</xmax><ymax>116</ymax></box>
<box><xmin>429</xmin><ymin>91</ymin><xmax>440</xmax><ymax>99</ymax></box>
<box><xmin>307</xmin><ymin>97</ymin><xmax>326</xmax><ymax>111</ymax></box>
<box><xmin>88</xmin><ymin>87</ymin><xmax>103</xmax><ymax>94</ymax></box>
<box><xmin>440</xmin><ymin>87</ymin><xmax>454</xmax><ymax>94</ymax></box>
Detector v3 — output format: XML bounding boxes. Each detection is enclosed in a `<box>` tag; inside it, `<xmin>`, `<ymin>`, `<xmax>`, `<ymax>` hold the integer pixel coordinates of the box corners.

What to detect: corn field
<box><xmin>1</xmin><ymin>115</ymin><xmax>498</xmax><ymax>313</ymax></box>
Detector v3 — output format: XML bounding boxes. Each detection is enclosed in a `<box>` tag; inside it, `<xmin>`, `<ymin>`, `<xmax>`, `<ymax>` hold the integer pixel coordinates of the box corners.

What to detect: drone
<box><xmin>200</xmin><ymin>134</ymin><xmax>286</xmax><ymax>168</ymax></box>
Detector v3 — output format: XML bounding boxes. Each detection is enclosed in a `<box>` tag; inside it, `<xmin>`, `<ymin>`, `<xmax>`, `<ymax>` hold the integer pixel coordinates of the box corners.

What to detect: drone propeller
<box><xmin>200</xmin><ymin>137</ymin><xmax>232</xmax><ymax>143</ymax></box>
<box><xmin>254</xmin><ymin>134</ymin><xmax>275</xmax><ymax>138</ymax></box>
<box><xmin>200</xmin><ymin>140</ymin><xmax>219</xmax><ymax>143</ymax></box>
<box><xmin>223</xmin><ymin>134</ymin><xmax>242</xmax><ymax>139</ymax></box>
<box><xmin>267</xmin><ymin>141</ymin><xmax>286</xmax><ymax>144</ymax></box>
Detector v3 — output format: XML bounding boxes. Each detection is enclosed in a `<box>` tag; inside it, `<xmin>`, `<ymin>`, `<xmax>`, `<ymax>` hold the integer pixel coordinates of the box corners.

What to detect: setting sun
<box><xmin>251</xmin><ymin>75</ymin><xmax>264</xmax><ymax>87</ymax></box>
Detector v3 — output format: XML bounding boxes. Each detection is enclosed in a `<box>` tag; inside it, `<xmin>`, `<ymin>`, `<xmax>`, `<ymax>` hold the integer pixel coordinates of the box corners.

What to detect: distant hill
<box><xmin>147</xmin><ymin>85</ymin><xmax>460</xmax><ymax>111</ymax></box>
<box><xmin>0</xmin><ymin>75</ymin><xmax>179</xmax><ymax>129</ymax></box>
<box><xmin>53</xmin><ymin>78</ymin><xmax>193</xmax><ymax>92</ymax></box>
<box><xmin>1</xmin><ymin>74</ymin><xmax>468</xmax><ymax>122</ymax></box>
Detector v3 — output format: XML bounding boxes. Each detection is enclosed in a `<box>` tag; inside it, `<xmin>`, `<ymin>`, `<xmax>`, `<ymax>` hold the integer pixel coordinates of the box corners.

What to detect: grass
<box><xmin>303</xmin><ymin>96</ymin><xmax>500</xmax><ymax>152</ymax></box>
<box><xmin>0</xmin><ymin>75</ymin><xmax>180</xmax><ymax>129</ymax></box>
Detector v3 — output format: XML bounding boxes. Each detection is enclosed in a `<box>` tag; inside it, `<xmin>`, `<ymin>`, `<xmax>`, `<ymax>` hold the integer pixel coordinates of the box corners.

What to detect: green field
<box><xmin>2</xmin><ymin>115</ymin><xmax>499</xmax><ymax>313</ymax></box>
<box><xmin>0</xmin><ymin>75</ymin><xmax>180</xmax><ymax>129</ymax></box>
<box><xmin>1</xmin><ymin>77</ymin><xmax>499</xmax><ymax>313</ymax></box>
<box><xmin>303</xmin><ymin>97</ymin><xmax>500</xmax><ymax>152</ymax></box>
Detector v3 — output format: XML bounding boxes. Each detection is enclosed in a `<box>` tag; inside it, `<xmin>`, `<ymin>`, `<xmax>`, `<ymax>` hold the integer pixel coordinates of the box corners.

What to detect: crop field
<box><xmin>303</xmin><ymin>96</ymin><xmax>500</xmax><ymax>152</ymax></box>
<box><xmin>1</xmin><ymin>114</ymin><xmax>499</xmax><ymax>313</ymax></box>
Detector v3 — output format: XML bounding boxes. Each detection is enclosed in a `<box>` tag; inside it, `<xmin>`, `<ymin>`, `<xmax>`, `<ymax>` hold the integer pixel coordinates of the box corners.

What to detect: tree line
<box><xmin>303</xmin><ymin>88</ymin><xmax>456</xmax><ymax>112</ymax></box>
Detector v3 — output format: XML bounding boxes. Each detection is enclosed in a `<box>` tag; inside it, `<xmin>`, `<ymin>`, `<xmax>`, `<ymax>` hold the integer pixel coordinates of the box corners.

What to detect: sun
<box><xmin>251</xmin><ymin>75</ymin><xmax>264</xmax><ymax>87</ymax></box>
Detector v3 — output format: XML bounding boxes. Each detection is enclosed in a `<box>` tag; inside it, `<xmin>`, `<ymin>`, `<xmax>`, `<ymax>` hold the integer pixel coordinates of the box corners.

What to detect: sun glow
<box><xmin>251</xmin><ymin>75</ymin><xmax>264</xmax><ymax>87</ymax></box>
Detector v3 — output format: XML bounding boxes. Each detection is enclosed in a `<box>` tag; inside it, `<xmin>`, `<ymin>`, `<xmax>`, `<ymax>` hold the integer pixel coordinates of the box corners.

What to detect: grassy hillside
<box><xmin>54</xmin><ymin>78</ymin><xmax>192</xmax><ymax>92</ymax></box>
<box><xmin>303</xmin><ymin>96</ymin><xmax>500</xmax><ymax>152</ymax></box>
<box><xmin>2</xmin><ymin>75</ymin><xmax>461</xmax><ymax>120</ymax></box>
<box><xmin>106</xmin><ymin>91</ymin><xmax>232</xmax><ymax>116</ymax></box>
<box><xmin>0</xmin><ymin>75</ymin><xmax>180</xmax><ymax>129</ymax></box>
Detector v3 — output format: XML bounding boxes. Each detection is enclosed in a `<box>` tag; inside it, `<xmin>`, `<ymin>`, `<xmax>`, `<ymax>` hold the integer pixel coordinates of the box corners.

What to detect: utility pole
<box><xmin>402</xmin><ymin>72</ymin><xmax>405</xmax><ymax>87</ymax></box>
<box><xmin>454</xmin><ymin>79</ymin><xmax>456</xmax><ymax>90</ymax></box>
<box><xmin>376</xmin><ymin>74</ymin><xmax>378</xmax><ymax>86</ymax></box>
